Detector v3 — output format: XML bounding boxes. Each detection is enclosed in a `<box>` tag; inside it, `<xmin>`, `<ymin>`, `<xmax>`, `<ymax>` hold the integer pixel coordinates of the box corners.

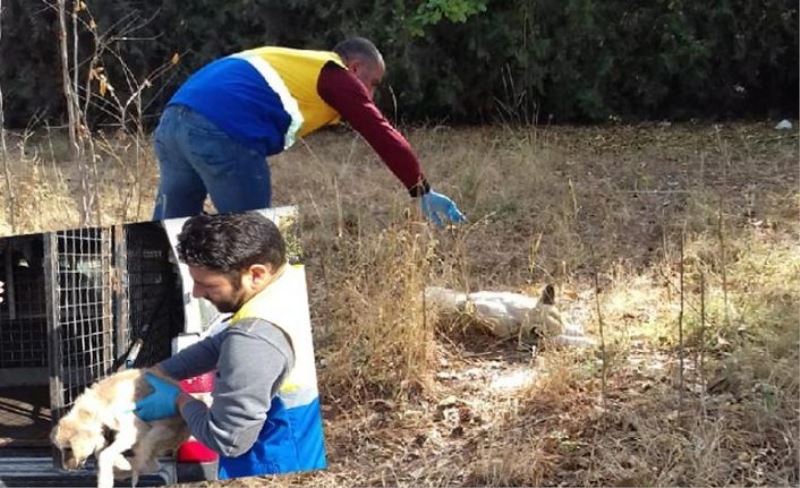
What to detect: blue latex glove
<box><xmin>420</xmin><ymin>190</ymin><xmax>467</xmax><ymax>227</ymax></box>
<box><xmin>134</xmin><ymin>373</ymin><xmax>180</xmax><ymax>421</ymax></box>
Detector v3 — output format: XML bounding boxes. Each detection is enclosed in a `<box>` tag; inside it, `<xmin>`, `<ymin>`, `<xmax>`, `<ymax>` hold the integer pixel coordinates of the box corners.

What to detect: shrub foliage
<box><xmin>0</xmin><ymin>0</ymin><xmax>796</xmax><ymax>127</ymax></box>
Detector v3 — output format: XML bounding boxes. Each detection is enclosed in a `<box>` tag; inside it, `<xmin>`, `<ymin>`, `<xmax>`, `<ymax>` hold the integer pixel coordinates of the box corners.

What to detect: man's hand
<box><xmin>134</xmin><ymin>373</ymin><xmax>180</xmax><ymax>421</ymax></box>
<box><xmin>421</xmin><ymin>190</ymin><xmax>466</xmax><ymax>227</ymax></box>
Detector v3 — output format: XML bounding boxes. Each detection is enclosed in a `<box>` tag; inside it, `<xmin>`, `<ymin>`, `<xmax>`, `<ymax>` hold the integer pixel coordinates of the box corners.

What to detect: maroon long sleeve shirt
<box><xmin>317</xmin><ymin>63</ymin><xmax>430</xmax><ymax>197</ymax></box>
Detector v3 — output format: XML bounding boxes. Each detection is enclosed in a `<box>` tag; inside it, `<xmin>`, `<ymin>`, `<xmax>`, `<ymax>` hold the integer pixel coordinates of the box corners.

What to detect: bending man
<box><xmin>152</xmin><ymin>37</ymin><xmax>465</xmax><ymax>227</ymax></box>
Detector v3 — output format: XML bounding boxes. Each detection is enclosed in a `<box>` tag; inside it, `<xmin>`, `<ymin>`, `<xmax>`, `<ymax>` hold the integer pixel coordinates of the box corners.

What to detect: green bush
<box><xmin>0</xmin><ymin>0</ymin><xmax>796</xmax><ymax>127</ymax></box>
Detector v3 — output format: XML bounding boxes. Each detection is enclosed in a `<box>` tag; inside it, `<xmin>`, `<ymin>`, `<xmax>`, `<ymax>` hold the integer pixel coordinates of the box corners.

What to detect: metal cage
<box><xmin>0</xmin><ymin>223</ymin><xmax>183</xmax><ymax>453</ymax></box>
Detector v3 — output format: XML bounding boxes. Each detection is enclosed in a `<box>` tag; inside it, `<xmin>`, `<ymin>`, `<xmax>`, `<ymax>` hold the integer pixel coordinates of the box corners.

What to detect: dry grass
<box><xmin>313</xmin><ymin>221</ymin><xmax>438</xmax><ymax>405</ymax></box>
<box><xmin>1</xmin><ymin>121</ymin><xmax>798</xmax><ymax>486</ymax></box>
<box><xmin>0</xmin><ymin>128</ymin><xmax>159</xmax><ymax>235</ymax></box>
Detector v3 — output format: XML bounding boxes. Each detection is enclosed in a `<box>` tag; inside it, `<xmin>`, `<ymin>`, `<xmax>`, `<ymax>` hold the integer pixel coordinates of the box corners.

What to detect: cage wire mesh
<box><xmin>47</xmin><ymin>227</ymin><xmax>115</xmax><ymax>410</ymax></box>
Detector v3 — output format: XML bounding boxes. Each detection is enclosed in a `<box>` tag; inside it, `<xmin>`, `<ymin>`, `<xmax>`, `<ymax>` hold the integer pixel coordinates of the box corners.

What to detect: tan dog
<box><xmin>51</xmin><ymin>368</ymin><xmax>190</xmax><ymax>488</ymax></box>
<box><xmin>426</xmin><ymin>285</ymin><xmax>564</xmax><ymax>338</ymax></box>
<box><xmin>426</xmin><ymin>284</ymin><xmax>595</xmax><ymax>348</ymax></box>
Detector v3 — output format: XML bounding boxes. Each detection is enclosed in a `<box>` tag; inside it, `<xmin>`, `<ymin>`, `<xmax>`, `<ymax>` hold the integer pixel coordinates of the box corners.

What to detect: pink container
<box><xmin>177</xmin><ymin>371</ymin><xmax>218</xmax><ymax>462</ymax></box>
<box><xmin>179</xmin><ymin>371</ymin><xmax>216</xmax><ymax>394</ymax></box>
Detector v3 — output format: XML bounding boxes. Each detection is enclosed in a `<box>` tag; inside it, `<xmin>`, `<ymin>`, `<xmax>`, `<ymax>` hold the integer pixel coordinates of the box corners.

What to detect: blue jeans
<box><xmin>152</xmin><ymin>105</ymin><xmax>271</xmax><ymax>220</ymax></box>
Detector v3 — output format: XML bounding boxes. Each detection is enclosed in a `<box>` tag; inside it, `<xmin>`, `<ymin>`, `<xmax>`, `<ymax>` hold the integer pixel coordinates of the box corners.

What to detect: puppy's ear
<box><xmin>76</xmin><ymin>407</ymin><xmax>94</xmax><ymax>424</ymax></box>
<box><xmin>51</xmin><ymin>418</ymin><xmax>75</xmax><ymax>449</ymax></box>
<box><xmin>541</xmin><ymin>284</ymin><xmax>555</xmax><ymax>305</ymax></box>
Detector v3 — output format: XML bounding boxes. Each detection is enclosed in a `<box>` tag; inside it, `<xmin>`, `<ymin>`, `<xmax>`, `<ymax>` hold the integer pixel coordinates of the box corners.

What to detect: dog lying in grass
<box><xmin>51</xmin><ymin>368</ymin><xmax>190</xmax><ymax>488</ymax></box>
<box><xmin>426</xmin><ymin>284</ymin><xmax>595</xmax><ymax>348</ymax></box>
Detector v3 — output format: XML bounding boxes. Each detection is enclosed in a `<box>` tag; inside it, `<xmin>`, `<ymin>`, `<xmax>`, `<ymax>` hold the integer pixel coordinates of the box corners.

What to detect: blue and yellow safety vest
<box><xmin>217</xmin><ymin>264</ymin><xmax>327</xmax><ymax>478</ymax></box>
<box><xmin>169</xmin><ymin>47</ymin><xmax>345</xmax><ymax>156</ymax></box>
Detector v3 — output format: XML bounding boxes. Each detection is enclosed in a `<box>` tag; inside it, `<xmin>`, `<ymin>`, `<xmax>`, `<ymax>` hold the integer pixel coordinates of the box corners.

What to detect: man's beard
<box><xmin>209</xmin><ymin>278</ymin><xmax>246</xmax><ymax>313</ymax></box>
<box><xmin>212</xmin><ymin>296</ymin><xmax>243</xmax><ymax>314</ymax></box>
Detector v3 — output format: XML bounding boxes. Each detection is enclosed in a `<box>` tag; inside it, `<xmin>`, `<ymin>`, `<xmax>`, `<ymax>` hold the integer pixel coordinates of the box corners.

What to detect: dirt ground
<box><xmin>1</xmin><ymin>122</ymin><xmax>798</xmax><ymax>486</ymax></box>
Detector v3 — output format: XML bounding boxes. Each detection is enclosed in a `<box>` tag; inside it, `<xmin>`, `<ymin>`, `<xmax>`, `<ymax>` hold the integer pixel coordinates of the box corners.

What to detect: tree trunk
<box><xmin>56</xmin><ymin>0</ymin><xmax>90</xmax><ymax>225</ymax></box>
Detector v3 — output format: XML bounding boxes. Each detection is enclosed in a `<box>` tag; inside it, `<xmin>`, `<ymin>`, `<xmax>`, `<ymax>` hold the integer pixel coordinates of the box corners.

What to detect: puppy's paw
<box><xmin>112</xmin><ymin>454</ymin><xmax>133</xmax><ymax>474</ymax></box>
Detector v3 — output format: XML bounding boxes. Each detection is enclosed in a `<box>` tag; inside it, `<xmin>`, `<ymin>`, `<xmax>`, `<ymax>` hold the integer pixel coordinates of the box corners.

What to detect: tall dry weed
<box><xmin>315</xmin><ymin>220</ymin><xmax>439</xmax><ymax>405</ymax></box>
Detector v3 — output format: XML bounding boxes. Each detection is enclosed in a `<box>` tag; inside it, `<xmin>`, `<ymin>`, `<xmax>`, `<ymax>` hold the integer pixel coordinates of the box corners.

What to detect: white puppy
<box><xmin>51</xmin><ymin>368</ymin><xmax>190</xmax><ymax>488</ymax></box>
<box><xmin>426</xmin><ymin>284</ymin><xmax>595</xmax><ymax>348</ymax></box>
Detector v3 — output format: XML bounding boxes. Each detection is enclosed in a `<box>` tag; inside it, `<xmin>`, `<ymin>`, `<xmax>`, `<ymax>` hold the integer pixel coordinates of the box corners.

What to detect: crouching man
<box><xmin>134</xmin><ymin>212</ymin><xmax>325</xmax><ymax>478</ymax></box>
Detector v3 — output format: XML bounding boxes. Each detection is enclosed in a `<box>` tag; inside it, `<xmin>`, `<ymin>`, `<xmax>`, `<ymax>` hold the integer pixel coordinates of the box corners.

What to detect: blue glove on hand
<box><xmin>421</xmin><ymin>190</ymin><xmax>467</xmax><ymax>227</ymax></box>
<box><xmin>134</xmin><ymin>373</ymin><xmax>180</xmax><ymax>422</ymax></box>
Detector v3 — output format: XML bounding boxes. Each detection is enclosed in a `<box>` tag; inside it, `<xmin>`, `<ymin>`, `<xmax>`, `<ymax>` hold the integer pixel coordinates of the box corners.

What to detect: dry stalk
<box><xmin>567</xmin><ymin>176</ymin><xmax>579</xmax><ymax>219</ymax></box>
<box><xmin>334</xmin><ymin>176</ymin><xmax>343</xmax><ymax>239</ymax></box>
<box><xmin>655</xmin><ymin>260</ymin><xmax>716</xmax><ymax>331</ymax></box>
<box><xmin>527</xmin><ymin>231</ymin><xmax>543</xmax><ymax>277</ymax></box>
<box><xmin>94</xmin><ymin>133</ymin><xmax>133</xmax><ymax>221</ymax></box>
<box><xmin>678</xmin><ymin>228</ymin><xmax>685</xmax><ymax>409</ymax></box>
<box><xmin>717</xmin><ymin>199</ymin><xmax>730</xmax><ymax>327</ymax></box>
<box><xmin>713</xmin><ymin>126</ymin><xmax>731</xmax><ymax>328</ymax></box>
<box><xmin>594</xmin><ymin>269</ymin><xmax>607</xmax><ymax>411</ymax></box>
<box><xmin>699</xmin><ymin>270</ymin><xmax>707</xmax><ymax>417</ymax></box>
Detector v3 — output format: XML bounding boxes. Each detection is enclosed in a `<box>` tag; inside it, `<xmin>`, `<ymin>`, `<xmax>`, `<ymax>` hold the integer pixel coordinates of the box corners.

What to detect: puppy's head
<box><xmin>525</xmin><ymin>284</ymin><xmax>564</xmax><ymax>338</ymax></box>
<box><xmin>51</xmin><ymin>407</ymin><xmax>104</xmax><ymax>470</ymax></box>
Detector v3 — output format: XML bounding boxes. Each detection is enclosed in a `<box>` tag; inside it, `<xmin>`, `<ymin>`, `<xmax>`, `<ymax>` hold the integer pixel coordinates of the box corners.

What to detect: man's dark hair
<box><xmin>177</xmin><ymin>212</ymin><xmax>286</xmax><ymax>274</ymax></box>
<box><xmin>333</xmin><ymin>37</ymin><xmax>383</xmax><ymax>65</ymax></box>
